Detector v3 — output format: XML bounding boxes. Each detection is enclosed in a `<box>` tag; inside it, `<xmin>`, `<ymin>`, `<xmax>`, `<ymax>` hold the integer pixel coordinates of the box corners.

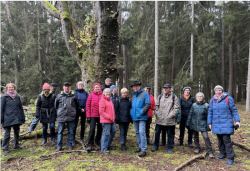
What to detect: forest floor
<box><xmin>1</xmin><ymin>103</ymin><xmax>250</xmax><ymax>171</ymax></box>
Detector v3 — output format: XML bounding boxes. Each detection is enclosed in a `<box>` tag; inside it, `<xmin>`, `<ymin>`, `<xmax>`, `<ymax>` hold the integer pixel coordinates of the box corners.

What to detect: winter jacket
<box><xmin>148</xmin><ymin>93</ymin><xmax>155</xmax><ymax>118</ymax></box>
<box><xmin>36</xmin><ymin>93</ymin><xmax>56</xmax><ymax>124</ymax></box>
<box><xmin>55</xmin><ymin>90</ymin><xmax>79</xmax><ymax>122</ymax></box>
<box><xmin>155</xmin><ymin>92</ymin><xmax>179</xmax><ymax>126</ymax></box>
<box><xmin>186</xmin><ymin>100</ymin><xmax>210</xmax><ymax>132</ymax></box>
<box><xmin>111</xmin><ymin>93</ymin><xmax>119</xmax><ymax>123</ymax></box>
<box><xmin>101</xmin><ymin>84</ymin><xmax>111</xmax><ymax>92</ymax></box>
<box><xmin>118</xmin><ymin>97</ymin><xmax>132</xmax><ymax>123</ymax></box>
<box><xmin>75</xmin><ymin>88</ymin><xmax>89</xmax><ymax>112</ymax></box>
<box><xmin>207</xmin><ymin>93</ymin><xmax>240</xmax><ymax>134</ymax></box>
<box><xmin>176</xmin><ymin>99</ymin><xmax>182</xmax><ymax>123</ymax></box>
<box><xmin>86</xmin><ymin>90</ymin><xmax>103</xmax><ymax>118</ymax></box>
<box><xmin>1</xmin><ymin>93</ymin><xmax>25</xmax><ymax>128</ymax></box>
<box><xmin>130</xmin><ymin>89</ymin><xmax>151</xmax><ymax>121</ymax></box>
<box><xmin>180</xmin><ymin>94</ymin><xmax>196</xmax><ymax>120</ymax></box>
<box><xmin>99</xmin><ymin>95</ymin><xmax>116</xmax><ymax>123</ymax></box>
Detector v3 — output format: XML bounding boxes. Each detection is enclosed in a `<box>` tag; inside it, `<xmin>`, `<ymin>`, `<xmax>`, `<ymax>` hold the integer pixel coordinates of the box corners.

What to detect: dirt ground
<box><xmin>1</xmin><ymin>103</ymin><xmax>250</xmax><ymax>171</ymax></box>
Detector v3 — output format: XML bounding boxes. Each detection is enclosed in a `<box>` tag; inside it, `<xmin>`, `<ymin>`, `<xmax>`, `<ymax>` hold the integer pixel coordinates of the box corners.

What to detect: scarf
<box><xmin>213</xmin><ymin>92</ymin><xmax>226</xmax><ymax>102</ymax></box>
<box><xmin>184</xmin><ymin>94</ymin><xmax>190</xmax><ymax>100</ymax></box>
<box><xmin>7</xmin><ymin>91</ymin><xmax>17</xmax><ymax>99</ymax></box>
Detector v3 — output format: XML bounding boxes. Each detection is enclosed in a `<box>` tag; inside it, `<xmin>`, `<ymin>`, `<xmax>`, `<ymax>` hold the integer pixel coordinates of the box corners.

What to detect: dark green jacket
<box><xmin>186</xmin><ymin>100</ymin><xmax>210</xmax><ymax>132</ymax></box>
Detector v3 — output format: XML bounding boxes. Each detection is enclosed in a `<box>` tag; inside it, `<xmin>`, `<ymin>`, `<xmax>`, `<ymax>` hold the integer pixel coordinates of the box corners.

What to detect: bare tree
<box><xmin>221</xmin><ymin>1</ymin><xmax>225</xmax><ymax>89</ymax></box>
<box><xmin>246</xmin><ymin>36</ymin><xmax>250</xmax><ymax>111</ymax></box>
<box><xmin>190</xmin><ymin>1</ymin><xmax>194</xmax><ymax>80</ymax></box>
<box><xmin>154</xmin><ymin>1</ymin><xmax>159</xmax><ymax>101</ymax></box>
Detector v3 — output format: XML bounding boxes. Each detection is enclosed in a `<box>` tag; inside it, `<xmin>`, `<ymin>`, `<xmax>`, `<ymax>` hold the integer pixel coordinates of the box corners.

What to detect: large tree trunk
<box><xmin>154</xmin><ymin>1</ymin><xmax>159</xmax><ymax>100</ymax></box>
<box><xmin>237</xmin><ymin>35</ymin><xmax>242</xmax><ymax>102</ymax></box>
<box><xmin>228</xmin><ymin>36</ymin><xmax>233</xmax><ymax>96</ymax></box>
<box><xmin>221</xmin><ymin>1</ymin><xmax>225</xmax><ymax>89</ymax></box>
<box><xmin>190</xmin><ymin>1</ymin><xmax>194</xmax><ymax>80</ymax></box>
<box><xmin>50</xmin><ymin>15</ymin><xmax>54</xmax><ymax>77</ymax></box>
<box><xmin>37</xmin><ymin>9</ymin><xmax>43</xmax><ymax>91</ymax></box>
<box><xmin>246</xmin><ymin>36</ymin><xmax>250</xmax><ymax>112</ymax></box>
<box><xmin>123</xmin><ymin>45</ymin><xmax>127</xmax><ymax>88</ymax></box>
<box><xmin>171</xmin><ymin>45</ymin><xmax>176</xmax><ymax>85</ymax></box>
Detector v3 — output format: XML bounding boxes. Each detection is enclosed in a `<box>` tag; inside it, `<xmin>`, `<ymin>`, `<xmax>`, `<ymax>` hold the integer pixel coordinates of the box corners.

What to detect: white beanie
<box><xmin>196</xmin><ymin>92</ymin><xmax>205</xmax><ymax>98</ymax></box>
<box><xmin>214</xmin><ymin>85</ymin><xmax>223</xmax><ymax>91</ymax></box>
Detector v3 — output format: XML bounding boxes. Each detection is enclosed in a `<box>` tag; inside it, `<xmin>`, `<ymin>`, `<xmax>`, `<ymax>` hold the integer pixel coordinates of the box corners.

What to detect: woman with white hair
<box><xmin>186</xmin><ymin>92</ymin><xmax>214</xmax><ymax>158</ymax></box>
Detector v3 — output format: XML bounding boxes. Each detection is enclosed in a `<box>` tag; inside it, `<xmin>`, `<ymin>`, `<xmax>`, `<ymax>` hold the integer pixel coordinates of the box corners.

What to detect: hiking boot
<box><xmin>209</xmin><ymin>153</ymin><xmax>215</xmax><ymax>158</ymax></box>
<box><xmin>121</xmin><ymin>144</ymin><xmax>126</xmax><ymax>151</ymax></box>
<box><xmin>27</xmin><ymin>129</ymin><xmax>34</xmax><ymax>133</ymax></box>
<box><xmin>56</xmin><ymin>147</ymin><xmax>62</xmax><ymax>152</ymax></box>
<box><xmin>68</xmin><ymin>147</ymin><xmax>72</xmax><ymax>151</ymax></box>
<box><xmin>147</xmin><ymin>139</ymin><xmax>153</xmax><ymax>145</ymax></box>
<box><xmin>86</xmin><ymin>145</ymin><xmax>92</xmax><ymax>152</ymax></box>
<box><xmin>134</xmin><ymin>148</ymin><xmax>141</xmax><ymax>153</ymax></box>
<box><xmin>3</xmin><ymin>149</ymin><xmax>10</xmax><ymax>153</ymax></box>
<box><xmin>194</xmin><ymin>148</ymin><xmax>200</xmax><ymax>154</ymax></box>
<box><xmin>14</xmin><ymin>146</ymin><xmax>23</xmax><ymax>149</ymax></box>
<box><xmin>177</xmin><ymin>141</ymin><xmax>183</xmax><ymax>146</ymax></box>
<box><xmin>151</xmin><ymin>146</ymin><xmax>158</xmax><ymax>152</ymax></box>
<box><xmin>217</xmin><ymin>154</ymin><xmax>226</xmax><ymax>160</ymax></box>
<box><xmin>107</xmin><ymin>146</ymin><xmax>116</xmax><ymax>150</ymax></box>
<box><xmin>138</xmin><ymin>151</ymin><xmax>146</xmax><ymax>157</ymax></box>
<box><xmin>160</xmin><ymin>143</ymin><xmax>166</xmax><ymax>146</ymax></box>
<box><xmin>225</xmin><ymin>159</ymin><xmax>235</xmax><ymax>166</ymax></box>
<box><xmin>41</xmin><ymin>140</ymin><xmax>47</xmax><ymax>146</ymax></box>
<box><xmin>102</xmin><ymin>148</ymin><xmax>110</xmax><ymax>154</ymax></box>
<box><xmin>72</xmin><ymin>140</ymin><xmax>76</xmax><ymax>146</ymax></box>
<box><xmin>188</xmin><ymin>144</ymin><xmax>193</xmax><ymax>148</ymax></box>
<box><xmin>51</xmin><ymin>138</ymin><xmax>56</xmax><ymax>146</ymax></box>
<box><xmin>168</xmin><ymin>149</ymin><xmax>173</xmax><ymax>154</ymax></box>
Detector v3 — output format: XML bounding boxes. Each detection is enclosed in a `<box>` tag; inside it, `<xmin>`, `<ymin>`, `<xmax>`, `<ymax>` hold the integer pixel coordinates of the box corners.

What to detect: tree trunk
<box><xmin>228</xmin><ymin>36</ymin><xmax>233</xmax><ymax>96</ymax></box>
<box><xmin>154</xmin><ymin>1</ymin><xmax>159</xmax><ymax>100</ymax></box>
<box><xmin>123</xmin><ymin>45</ymin><xmax>127</xmax><ymax>88</ymax></box>
<box><xmin>190</xmin><ymin>1</ymin><xmax>194</xmax><ymax>80</ymax></box>
<box><xmin>50</xmin><ymin>15</ymin><xmax>54</xmax><ymax>77</ymax></box>
<box><xmin>37</xmin><ymin>9</ymin><xmax>43</xmax><ymax>91</ymax></box>
<box><xmin>237</xmin><ymin>35</ymin><xmax>242</xmax><ymax>102</ymax></box>
<box><xmin>221</xmin><ymin>1</ymin><xmax>225</xmax><ymax>89</ymax></box>
<box><xmin>246</xmin><ymin>36</ymin><xmax>250</xmax><ymax>112</ymax></box>
<box><xmin>171</xmin><ymin>45</ymin><xmax>176</xmax><ymax>85</ymax></box>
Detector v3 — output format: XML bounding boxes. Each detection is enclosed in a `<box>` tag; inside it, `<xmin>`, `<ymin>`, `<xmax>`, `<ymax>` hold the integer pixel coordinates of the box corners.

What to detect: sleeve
<box><xmin>1</xmin><ymin>96</ymin><xmax>5</xmax><ymax>124</ymax></box>
<box><xmin>171</xmin><ymin>95</ymin><xmax>179</xmax><ymax>117</ymax></box>
<box><xmin>186</xmin><ymin>105</ymin><xmax>193</xmax><ymax>126</ymax></box>
<box><xmin>84</xmin><ymin>92</ymin><xmax>89</xmax><ymax>110</ymax></box>
<box><xmin>54</xmin><ymin>94</ymin><xmax>60</xmax><ymax>110</ymax></box>
<box><xmin>19</xmin><ymin>98</ymin><xmax>25</xmax><ymax>122</ymax></box>
<box><xmin>205</xmin><ymin>104</ymin><xmax>211</xmax><ymax>131</ymax></box>
<box><xmin>176</xmin><ymin>99</ymin><xmax>182</xmax><ymax>122</ymax></box>
<box><xmin>155</xmin><ymin>95</ymin><xmax>160</xmax><ymax>111</ymax></box>
<box><xmin>99</xmin><ymin>99</ymin><xmax>110</xmax><ymax>120</ymax></box>
<box><xmin>142</xmin><ymin>92</ymin><xmax>151</xmax><ymax>115</ymax></box>
<box><xmin>207</xmin><ymin>99</ymin><xmax>213</xmax><ymax>125</ymax></box>
<box><xmin>228</xmin><ymin>96</ymin><xmax>240</xmax><ymax>122</ymax></box>
<box><xmin>35</xmin><ymin>96</ymin><xmax>42</xmax><ymax>118</ymax></box>
<box><xmin>151</xmin><ymin>96</ymin><xmax>156</xmax><ymax>111</ymax></box>
<box><xmin>86</xmin><ymin>94</ymin><xmax>92</xmax><ymax>118</ymax></box>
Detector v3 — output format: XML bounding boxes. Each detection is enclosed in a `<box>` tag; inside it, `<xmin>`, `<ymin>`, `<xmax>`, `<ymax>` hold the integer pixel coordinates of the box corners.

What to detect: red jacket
<box><xmin>99</xmin><ymin>95</ymin><xmax>116</xmax><ymax>123</ymax></box>
<box><xmin>86</xmin><ymin>90</ymin><xmax>103</xmax><ymax>118</ymax></box>
<box><xmin>148</xmin><ymin>93</ymin><xmax>155</xmax><ymax>118</ymax></box>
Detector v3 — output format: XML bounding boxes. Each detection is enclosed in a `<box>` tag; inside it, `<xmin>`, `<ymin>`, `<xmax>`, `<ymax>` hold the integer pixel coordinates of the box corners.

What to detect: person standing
<box><xmin>186</xmin><ymin>92</ymin><xmax>214</xmax><ymax>158</ymax></box>
<box><xmin>55</xmin><ymin>82</ymin><xmax>79</xmax><ymax>151</ymax></box>
<box><xmin>208</xmin><ymin>85</ymin><xmax>240</xmax><ymax>166</ymax></box>
<box><xmin>144</xmin><ymin>85</ymin><xmax>155</xmax><ymax>145</ymax></box>
<box><xmin>151</xmin><ymin>84</ymin><xmax>179</xmax><ymax>154</ymax></box>
<box><xmin>36</xmin><ymin>83</ymin><xmax>57</xmax><ymax>146</ymax></box>
<box><xmin>73</xmin><ymin>81</ymin><xmax>89</xmax><ymax>145</ymax></box>
<box><xmin>178</xmin><ymin>87</ymin><xmax>196</xmax><ymax>147</ymax></box>
<box><xmin>99</xmin><ymin>88</ymin><xmax>116</xmax><ymax>154</ymax></box>
<box><xmin>130</xmin><ymin>81</ymin><xmax>151</xmax><ymax>157</ymax></box>
<box><xmin>101</xmin><ymin>78</ymin><xmax>112</xmax><ymax>92</ymax></box>
<box><xmin>1</xmin><ymin>83</ymin><xmax>25</xmax><ymax>153</ymax></box>
<box><xmin>86</xmin><ymin>83</ymin><xmax>103</xmax><ymax>151</ymax></box>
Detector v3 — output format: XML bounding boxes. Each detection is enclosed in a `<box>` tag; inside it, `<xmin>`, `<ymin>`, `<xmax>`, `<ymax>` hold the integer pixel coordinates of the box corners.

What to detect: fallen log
<box><xmin>174</xmin><ymin>152</ymin><xmax>207</xmax><ymax>171</ymax></box>
<box><xmin>232</xmin><ymin>141</ymin><xmax>250</xmax><ymax>152</ymax></box>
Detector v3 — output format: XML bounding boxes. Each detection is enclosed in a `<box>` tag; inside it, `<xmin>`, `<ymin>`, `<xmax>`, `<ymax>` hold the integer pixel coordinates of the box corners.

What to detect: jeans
<box><xmin>179</xmin><ymin>119</ymin><xmax>193</xmax><ymax>144</ymax></box>
<box><xmin>28</xmin><ymin>117</ymin><xmax>39</xmax><ymax>132</ymax></box>
<box><xmin>42</xmin><ymin>122</ymin><xmax>55</xmax><ymax>141</ymax></box>
<box><xmin>2</xmin><ymin>125</ymin><xmax>20</xmax><ymax>150</ymax></box>
<box><xmin>119</xmin><ymin>122</ymin><xmax>130</xmax><ymax>144</ymax></box>
<box><xmin>217</xmin><ymin>134</ymin><xmax>235</xmax><ymax>160</ymax></box>
<box><xmin>146</xmin><ymin>117</ymin><xmax>152</xmax><ymax>140</ymax></box>
<box><xmin>73</xmin><ymin>112</ymin><xmax>86</xmax><ymax>140</ymax></box>
<box><xmin>154</xmin><ymin>124</ymin><xmax>175</xmax><ymax>149</ymax></box>
<box><xmin>57</xmin><ymin>121</ymin><xmax>75</xmax><ymax>148</ymax></box>
<box><xmin>87</xmin><ymin>117</ymin><xmax>102</xmax><ymax>146</ymax></box>
<box><xmin>101</xmin><ymin>122</ymin><xmax>116</xmax><ymax>150</ymax></box>
<box><xmin>133</xmin><ymin>120</ymin><xmax>147</xmax><ymax>151</ymax></box>
<box><xmin>193</xmin><ymin>131</ymin><xmax>213</xmax><ymax>153</ymax></box>
<box><xmin>161</xmin><ymin>128</ymin><xmax>166</xmax><ymax>145</ymax></box>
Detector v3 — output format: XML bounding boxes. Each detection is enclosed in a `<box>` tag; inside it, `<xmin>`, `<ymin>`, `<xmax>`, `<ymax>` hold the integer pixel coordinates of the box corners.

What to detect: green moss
<box><xmin>44</xmin><ymin>1</ymin><xmax>59</xmax><ymax>15</ymax></box>
<box><xmin>62</xmin><ymin>11</ymin><xmax>71</xmax><ymax>19</ymax></box>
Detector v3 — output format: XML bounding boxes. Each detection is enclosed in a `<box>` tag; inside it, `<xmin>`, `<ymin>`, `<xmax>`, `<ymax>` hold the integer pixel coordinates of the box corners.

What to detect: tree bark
<box><xmin>221</xmin><ymin>1</ymin><xmax>225</xmax><ymax>89</ymax></box>
<box><xmin>228</xmin><ymin>35</ymin><xmax>233</xmax><ymax>96</ymax></box>
<box><xmin>50</xmin><ymin>15</ymin><xmax>54</xmax><ymax>76</ymax></box>
<box><xmin>37</xmin><ymin>9</ymin><xmax>43</xmax><ymax>91</ymax></box>
<box><xmin>123</xmin><ymin>45</ymin><xmax>127</xmax><ymax>88</ymax></box>
<box><xmin>237</xmin><ymin>34</ymin><xmax>242</xmax><ymax>102</ymax></box>
<box><xmin>154</xmin><ymin>1</ymin><xmax>159</xmax><ymax>101</ymax></box>
<box><xmin>190</xmin><ymin>1</ymin><xmax>194</xmax><ymax>80</ymax></box>
<box><xmin>171</xmin><ymin>45</ymin><xmax>176</xmax><ymax>85</ymax></box>
<box><xmin>246</xmin><ymin>36</ymin><xmax>250</xmax><ymax>112</ymax></box>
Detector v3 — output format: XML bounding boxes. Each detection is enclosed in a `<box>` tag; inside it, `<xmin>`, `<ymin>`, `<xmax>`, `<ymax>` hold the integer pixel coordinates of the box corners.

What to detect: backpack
<box><xmin>212</xmin><ymin>96</ymin><xmax>229</xmax><ymax>105</ymax></box>
<box><xmin>159</xmin><ymin>93</ymin><xmax>175</xmax><ymax>108</ymax></box>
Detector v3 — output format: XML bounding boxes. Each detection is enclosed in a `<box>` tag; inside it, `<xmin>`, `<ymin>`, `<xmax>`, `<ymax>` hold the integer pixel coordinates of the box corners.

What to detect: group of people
<box><xmin>1</xmin><ymin>79</ymin><xmax>240</xmax><ymax>166</ymax></box>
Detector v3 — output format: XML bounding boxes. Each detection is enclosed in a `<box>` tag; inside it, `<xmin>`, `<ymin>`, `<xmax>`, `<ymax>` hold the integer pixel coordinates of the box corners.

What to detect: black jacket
<box><xmin>118</xmin><ymin>97</ymin><xmax>132</xmax><ymax>123</ymax></box>
<box><xmin>1</xmin><ymin>93</ymin><xmax>25</xmax><ymax>128</ymax></box>
<box><xmin>55</xmin><ymin>90</ymin><xmax>79</xmax><ymax>122</ymax></box>
<box><xmin>101</xmin><ymin>84</ymin><xmax>111</xmax><ymax>92</ymax></box>
<box><xmin>36</xmin><ymin>93</ymin><xmax>56</xmax><ymax>124</ymax></box>
<box><xmin>180</xmin><ymin>94</ymin><xmax>196</xmax><ymax>120</ymax></box>
<box><xmin>111</xmin><ymin>93</ymin><xmax>119</xmax><ymax>123</ymax></box>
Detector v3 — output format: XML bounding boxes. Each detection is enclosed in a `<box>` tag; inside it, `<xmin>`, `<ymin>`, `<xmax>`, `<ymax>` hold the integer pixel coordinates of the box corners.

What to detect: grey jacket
<box><xmin>155</xmin><ymin>93</ymin><xmax>179</xmax><ymax>126</ymax></box>
<box><xmin>55</xmin><ymin>90</ymin><xmax>79</xmax><ymax>122</ymax></box>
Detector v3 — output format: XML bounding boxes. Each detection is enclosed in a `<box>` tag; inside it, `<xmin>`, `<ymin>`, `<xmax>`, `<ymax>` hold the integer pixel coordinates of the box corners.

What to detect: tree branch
<box><xmin>40</xmin><ymin>1</ymin><xmax>60</xmax><ymax>20</ymax></box>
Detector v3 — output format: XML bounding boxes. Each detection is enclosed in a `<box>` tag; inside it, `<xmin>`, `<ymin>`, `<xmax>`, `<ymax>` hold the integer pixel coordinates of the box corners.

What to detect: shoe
<box><xmin>27</xmin><ymin>129</ymin><xmax>34</xmax><ymax>133</ymax></box>
<box><xmin>3</xmin><ymin>149</ymin><xmax>10</xmax><ymax>153</ymax></box>
<box><xmin>80</xmin><ymin>139</ymin><xmax>84</xmax><ymax>144</ymax></box>
<box><xmin>56</xmin><ymin>147</ymin><xmax>62</xmax><ymax>152</ymax></box>
<box><xmin>68</xmin><ymin>147</ymin><xmax>72</xmax><ymax>151</ymax></box>
<box><xmin>151</xmin><ymin>146</ymin><xmax>158</xmax><ymax>152</ymax></box>
<box><xmin>134</xmin><ymin>148</ymin><xmax>141</xmax><ymax>153</ymax></box>
<box><xmin>168</xmin><ymin>149</ymin><xmax>173</xmax><ymax>154</ymax></box>
<box><xmin>225</xmin><ymin>159</ymin><xmax>235</xmax><ymax>166</ymax></box>
<box><xmin>160</xmin><ymin>143</ymin><xmax>166</xmax><ymax>146</ymax></box>
<box><xmin>14</xmin><ymin>146</ymin><xmax>23</xmax><ymax>149</ymax></box>
<box><xmin>209</xmin><ymin>153</ymin><xmax>215</xmax><ymax>158</ymax></box>
<box><xmin>108</xmin><ymin>146</ymin><xmax>116</xmax><ymax>150</ymax></box>
<box><xmin>86</xmin><ymin>145</ymin><xmax>92</xmax><ymax>152</ymax></box>
<box><xmin>147</xmin><ymin>139</ymin><xmax>153</xmax><ymax>145</ymax></box>
<box><xmin>138</xmin><ymin>151</ymin><xmax>146</xmax><ymax>157</ymax></box>
<box><xmin>94</xmin><ymin>144</ymin><xmax>101</xmax><ymax>150</ymax></box>
<box><xmin>102</xmin><ymin>148</ymin><xmax>110</xmax><ymax>154</ymax></box>
<box><xmin>51</xmin><ymin>138</ymin><xmax>56</xmax><ymax>146</ymax></box>
<box><xmin>188</xmin><ymin>144</ymin><xmax>193</xmax><ymax>148</ymax></box>
<box><xmin>177</xmin><ymin>141</ymin><xmax>183</xmax><ymax>146</ymax></box>
<box><xmin>121</xmin><ymin>144</ymin><xmax>126</xmax><ymax>151</ymax></box>
<box><xmin>72</xmin><ymin>140</ymin><xmax>76</xmax><ymax>146</ymax></box>
<box><xmin>194</xmin><ymin>148</ymin><xmax>200</xmax><ymax>154</ymax></box>
<box><xmin>217</xmin><ymin>154</ymin><xmax>226</xmax><ymax>160</ymax></box>
<box><xmin>41</xmin><ymin>140</ymin><xmax>47</xmax><ymax>146</ymax></box>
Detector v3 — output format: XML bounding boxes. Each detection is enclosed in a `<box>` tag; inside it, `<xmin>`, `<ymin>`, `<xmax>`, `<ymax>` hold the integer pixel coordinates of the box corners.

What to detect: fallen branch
<box><xmin>174</xmin><ymin>152</ymin><xmax>207</xmax><ymax>171</ymax></box>
<box><xmin>232</xmin><ymin>141</ymin><xmax>250</xmax><ymax>152</ymax></box>
<box><xmin>40</xmin><ymin>150</ymin><xmax>87</xmax><ymax>158</ymax></box>
<box><xmin>17</xmin><ymin>157</ymin><xmax>23</xmax><ymax>167</ymax></box>
<box><xmin>76</xmin><ymin>159</ymin><xmax>96</xmax><ymax>162</ymax></box>
<box><xmin>75</xmin><ymin>139</ymin><xmax>85</xmax><ymax>149</ymax></box>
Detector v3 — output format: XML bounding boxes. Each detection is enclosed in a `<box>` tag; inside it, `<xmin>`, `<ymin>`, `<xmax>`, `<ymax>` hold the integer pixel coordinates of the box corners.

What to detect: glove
<box><xmin>87</xmin><ymin>118</ymin><xmax>91</xmax><ymax>124</ymax></box>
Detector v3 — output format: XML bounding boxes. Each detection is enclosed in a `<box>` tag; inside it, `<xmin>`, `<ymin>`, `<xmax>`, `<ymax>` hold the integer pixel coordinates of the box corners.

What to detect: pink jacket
<box><xmin>86</xmin><ymin>90</ymin><xmax>103</xmax><ymax>118</ymax></box>
<box><xmin>99</xmin><ymin>95</ymin><xmax>116</xmax><ymax>123</ymax></box>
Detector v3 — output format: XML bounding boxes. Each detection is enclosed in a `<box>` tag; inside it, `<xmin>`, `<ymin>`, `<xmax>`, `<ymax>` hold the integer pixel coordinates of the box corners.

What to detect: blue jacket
<box><xmin>207</xmin><ymin>93</ymin><xmax>240</xmax><ymax>135</ymax></box>
<box><xmin>130</xmin><ymin>89</ymin><xmax>151</xmax><ymax>121</ymax></box>
<box><xmin>75</xmin><ymin>89</ymin><xmax>89</xmax><ymax>112</ymax></box>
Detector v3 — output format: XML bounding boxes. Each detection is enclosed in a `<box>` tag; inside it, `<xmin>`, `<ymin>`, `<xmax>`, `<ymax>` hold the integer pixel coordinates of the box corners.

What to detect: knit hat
<box><xmin>76</xmin><ymin>81</ymin><xmax>84</xmax><ymax>87</ymax></box>
<box><xmin>214</xmin><ymin>85</ymin><xmax>223</xmax><ymax>91</ymax></box>
<box><xmin>42</xmin><ymin>83</ymin><xmax>50</xmax><ymax>90</ymax></box>
<box><xmin>196</xmin><ymin>92</ymin><xmax>205</xmax><ymax>98</ymax></box>
<box><xmin>110</xmin><ymin>85</ymin><xmax>116</xmax><ymax>92</ymax></box>
<box><xmin>105</xmin><ymin>78</ymin><xmax>111</xmax><ymax>82</ymax></box>
<box><xmin>93</xmin><ymin>83</ymin><xmax>101</xmax><ymax>88</ymax></box>
<box><xmin>183</xmin><ymin>87</ymin><xmax>191</xmax><ymax>92</ymax></box>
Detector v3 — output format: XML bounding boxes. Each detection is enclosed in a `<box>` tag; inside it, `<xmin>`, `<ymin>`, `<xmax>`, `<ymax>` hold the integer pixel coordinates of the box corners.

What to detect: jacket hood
<box><xmin>119</xmin><ymin>96</ymin><xmax>129</xmax><ymax>101</ymax></box>
<box><xmin>196</xmin><ymin>100</ymin><xmax>205</xmax><ymax>105</ymax></box>
<box><xmin>75</xmin><ymin>88</ymin><xmax>85</xmax><ymax>92</ymax></box>
<box><xmin>133</xmin><ymin>88</ymin><xmax>144</xmax><ymax>96</ymax></box>
<box><xmin>102</xmin><ymin>94</ymin><xmax>111</xmax><ymax>101</ymax></box>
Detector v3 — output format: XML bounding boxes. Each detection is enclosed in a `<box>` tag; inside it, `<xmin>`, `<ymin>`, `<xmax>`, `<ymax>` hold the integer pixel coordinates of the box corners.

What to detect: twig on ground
<box><xmin>232</xmin><ymin>141</ymin><xmax>250</xmax><ymax>152</ymax></box>
<box><xmin>76</xmin><ymin>159</ymin><xmax>96</xmax><ymax>162</ymax></box>
<box><xmin>40</xmin><ymin>150</ymin><xmax>87</xmax><ymax>158</ymax></box>
<box><xmin>17</xmin><ymin>157</ymin><xmax>23</xmax><ymax>167</ymax></box>
<box><xmin>75</xmin><ymin>139</ymin><xmax>85</xmax><ymax>149</ymax></box>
